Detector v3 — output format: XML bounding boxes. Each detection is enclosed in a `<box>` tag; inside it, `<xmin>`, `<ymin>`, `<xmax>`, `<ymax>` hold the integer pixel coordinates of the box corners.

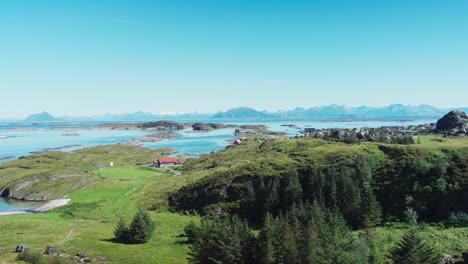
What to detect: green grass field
<box><xmin>0</xmin><ymin>166</ymin><xmax>198</xmax><ymax>264</ymax></box>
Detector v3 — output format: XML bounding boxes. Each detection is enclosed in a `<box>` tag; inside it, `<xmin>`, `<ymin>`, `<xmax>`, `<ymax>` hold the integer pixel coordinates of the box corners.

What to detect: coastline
<box><xmin>0</xmin><ymin>198</ymin><xmax>71</xmax><ymax>216</ymax></box>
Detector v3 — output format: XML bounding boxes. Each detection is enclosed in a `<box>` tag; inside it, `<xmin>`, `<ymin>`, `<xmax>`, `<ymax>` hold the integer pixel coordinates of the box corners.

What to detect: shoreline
<box><xmin>0</xmin><ymin>198</ymin><xmax>71</xmax><ymax>216</ymax></box>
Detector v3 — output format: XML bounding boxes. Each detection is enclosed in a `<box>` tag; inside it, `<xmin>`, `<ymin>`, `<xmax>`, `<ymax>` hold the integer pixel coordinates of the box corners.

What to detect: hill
<box><xmin>24</xmin><ymin>112</ymin><xmax>60</xmax><ymax>122</ymax></box>
<box><xmin>170</xmin><ymin>136</ymin><xmax>468</xmax><ymax>225</ymax></box>
<box><xmin>212</xmin><ymin>107</ymin><xmax>274</xmax><ymax>119</ymax></box>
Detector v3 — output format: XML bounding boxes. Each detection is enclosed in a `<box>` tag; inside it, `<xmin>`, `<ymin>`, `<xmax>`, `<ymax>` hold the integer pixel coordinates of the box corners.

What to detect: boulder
<box><xmin>15</xmin><ymin>244</ymin><xmax>31</xmax><ymax>253</ymax></box>
<box><xmin>441</xmin><ymin>254</ymin><xmax>455</xmax><ymax>264</ymax></box>
<box><xmin>76</xmin><ymin>251</ymin><xmax>87</xmax><ymax>258</ymax></box>
<box><xmin>91</xmin><ymin>256</ymin><xmax>108</xmax><ymax>262</ymax></box>
<box><xmin>44</xmin><ymin>246</ymin><xmax>59</xmax><ymax>256</ymax></box>
<box><xmin>436</xmin><ymin>110</ymin><xmax>468</xmax><ymax>131</ymax></box>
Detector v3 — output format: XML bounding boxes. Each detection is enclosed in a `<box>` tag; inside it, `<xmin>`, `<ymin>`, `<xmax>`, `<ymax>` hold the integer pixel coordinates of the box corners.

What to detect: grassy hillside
<box><xmin>0</xmin><ymin>166</ymin><xmax>200</xmax><ymax>263</ymax></box>
<box><xmin>171</xmin><ymin>135</ymin><xmax>468</xmax><ymax>224</ymax></box>
<box><xmin>0</xmin><ymin>145</ymin><xmax>173</xmax><ymax>200</ymax></box>
<box><xmin>0</xmin><ymin>136</ymin><xmax>466</xmax><ymax>263</ymax></box>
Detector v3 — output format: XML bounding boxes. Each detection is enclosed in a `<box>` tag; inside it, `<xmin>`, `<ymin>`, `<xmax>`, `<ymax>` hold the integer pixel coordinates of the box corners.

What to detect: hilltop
<box><xmin>25</xmin><ymin>112</ymin><xmax>60</xmax><ymax>122</ymax></box>
<box><xmin>212</xmin><ymin>107</ymin><xmax>274</xmax><ymax>119</ymax></box>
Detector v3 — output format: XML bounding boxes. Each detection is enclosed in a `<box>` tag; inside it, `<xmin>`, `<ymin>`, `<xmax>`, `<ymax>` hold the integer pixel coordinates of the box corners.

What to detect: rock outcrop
<box><xmin>15</xmin><ymin>244</ymin><xmax>31</xmax><ymax>253</ymax></box>
<box><xmin>44</xmin><ymin>246</ymin><xmax>59</xmax><ymax>256</ymax></box>
<box><xmin>76</xmin><ymin>251</ymin><xmax>87</xmax><ymax>258</ymax></box>
<box><xmin>441</xmin><ymin>254</ymin><xmax>455</xmax><ymax>264</ymax></box>
<box><xmin>436</xmin><ymin>110</ymin><xmax>468</xmax><ymax>136</ymax></box>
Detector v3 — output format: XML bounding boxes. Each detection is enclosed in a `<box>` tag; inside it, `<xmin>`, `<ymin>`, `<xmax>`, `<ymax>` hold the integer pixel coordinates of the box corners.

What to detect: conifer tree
<box><xmin>257</xmin><ymin>213</ymin><xmax>276</xmax><ymax>264</ymax></box>
<box><xmin>388</xmin><ymin>229</ymin><xmax>440</xmax><ymax>264</ymax></box>
<box><xmin>114</xmin><ymin>217</ymin><xmax>129</xmax><ymax>243</ymax></box>
<box><xmin>360</xmin><ymin>186</ymin><xmax>382</xmax><ymax>229</ymax></box>
<box><xmin>127</xmin><ymin>210</ymin><xmax>156</xmax><ymax>244</ymax></box>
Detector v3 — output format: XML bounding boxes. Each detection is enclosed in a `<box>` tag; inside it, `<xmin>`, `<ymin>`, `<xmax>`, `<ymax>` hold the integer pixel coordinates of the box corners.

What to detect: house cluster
<box><xmin>153</xmin><ymin>157</ymin><xmax>182</xmax><ymax>168</ymax></box>
<box><xmin>302</xmin><ymin>123</ymin><xmax>436</xmax><ymax>142</ymax></box>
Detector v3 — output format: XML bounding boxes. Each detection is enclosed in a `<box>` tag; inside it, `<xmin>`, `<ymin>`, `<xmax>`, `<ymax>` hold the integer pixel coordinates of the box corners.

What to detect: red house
<box><xmin>154</xmin><ymin>157</ymin><xmax>182</xmax><ymax>168</ymax></box>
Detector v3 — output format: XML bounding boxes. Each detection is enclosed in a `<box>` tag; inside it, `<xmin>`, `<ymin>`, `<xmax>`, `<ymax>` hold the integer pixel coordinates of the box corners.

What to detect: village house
<box><xmin>154</xmin><ymin>157</ymin><xmax>182</xmax><ymax>168</ymax></box>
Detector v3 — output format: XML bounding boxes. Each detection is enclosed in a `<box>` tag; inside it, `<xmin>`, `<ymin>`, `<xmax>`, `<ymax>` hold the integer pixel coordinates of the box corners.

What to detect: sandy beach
<box><xmin>31</xmin><ymin>198</ymin><xmax>71</xmax><ymax>212</ymax></box>
<box><xmin>0</xmin><ymin>198</ymin><xmax>71</xmax><ymax>216</ymax></box>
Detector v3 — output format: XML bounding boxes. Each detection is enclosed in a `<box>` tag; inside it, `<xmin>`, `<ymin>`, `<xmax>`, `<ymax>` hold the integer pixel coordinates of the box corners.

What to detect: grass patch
<box><xmin>0</xmin><ymin>166</ymin><xmax>196</xmax><ymax>263</ymax></box>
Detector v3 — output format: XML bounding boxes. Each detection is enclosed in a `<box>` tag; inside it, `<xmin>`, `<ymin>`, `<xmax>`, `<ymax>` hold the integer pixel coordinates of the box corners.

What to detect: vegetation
<box><xmin>0</xmin><ymin>136</ymin><xmax>467</xmax><ymax>263</ymax></box>
<box><xmin>171</xmin><ymin>135</ymin><xmax>468</xmax><ymax>262</ymax></box>
<box><xmin>114</xmin><ymin>210</ymin><xmax>156</xmax><ymax>244</ymax></box>
<box><xmin>388</xmin><ymin>229</ymin><xmax>440</xmax><ymax>264</ymax></box>
<box><xmin>0</xmin><ymin>161</ymin><xmax>198</xmax><ymax>263</ymax></box>
<box><xmin>17</xmin><ymin>251</ymin><xmax>45</xmax><ymax>264</ymax></box>
<box><xmin>171</xmin><ymin>137</ymin><xmax>468</xmax><ymax>226</ymax></box>
<box><xmin>445</xmin><ymin>212</ymin><xmax>468</xmax><ymax>228</ymax></box>
<box><xmin>0</xmin><ymin>144</ymin><xmax>173</xmax><ymax>200</ymax></box>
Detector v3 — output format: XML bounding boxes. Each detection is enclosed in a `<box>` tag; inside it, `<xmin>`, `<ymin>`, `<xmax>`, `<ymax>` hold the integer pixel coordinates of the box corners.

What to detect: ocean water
<box><xmin>0</xmin><ymin>198</ymin><xmax>43</xmax><ymax>212</ymax></box>
<box><xmin>142</xmin><ymin>128</ymin><xmax>236</xmax><ymax>154</ymax></box>
<box><xmin>0</xmin><ymin>118</ymin><xmax>437</xmax><ymax>212</ymax></box>
<box><xmin>0</xmin><ymin>118</ymin><xmax>438</xmax><ymax>161</ymax></box>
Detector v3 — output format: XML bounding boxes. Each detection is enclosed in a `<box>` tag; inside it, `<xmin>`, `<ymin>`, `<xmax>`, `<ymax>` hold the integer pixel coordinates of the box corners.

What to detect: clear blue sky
<box><xmin>1</xmin><ymin>0</ymin><xmax>467</xmax><ymax>117</ymax></box>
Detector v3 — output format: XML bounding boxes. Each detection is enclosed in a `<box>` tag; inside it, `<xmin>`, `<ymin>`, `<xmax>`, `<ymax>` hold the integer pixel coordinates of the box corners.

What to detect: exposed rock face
<box><xmin>441</xmin><ymin>254</ymin><xmax>455</xmax><ymax>264</ymax></box>
<box><xmin>192</xmin><ymin>123</ymin><xmax>226</xmax><ymax>131</ymax></box>
<box><xmin>91</xmin><ymin>256</ymin><xmax>108</xmax><ymax>262</ymax></box>
<box><xmin>44</xmin><ymin>246</ymin><xmax>59</xmax><ymax>256</ymax></box>
<box><xmin>137</xmin><ymin>120</ymin><xmax>185</xmax><ymax>130</ymax></box>
<box><xmin>436</xmin><ymin>110</ymin><xmax>468</xmax><ymax>131</ymax></box>
<box><xmin>15</xmin><ymin>244</ymin><xmax>31</xmax><ymax>253</ymax></box>
<box><xmin>0</xmin><ymin>174</ymin><xmax>88</xmax><ymax>201</ymax></box>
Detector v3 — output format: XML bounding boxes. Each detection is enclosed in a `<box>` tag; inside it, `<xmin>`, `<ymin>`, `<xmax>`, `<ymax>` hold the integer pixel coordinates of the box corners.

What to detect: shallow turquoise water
<box><xmin>0</xmin><ymin>198</ymin><xmax>43</xmax><ymax>212</ymax></box>
<box><xmin>142</xmin><ymin>128</ymin><xmax>236</xmax><ymax>154</ymax></box>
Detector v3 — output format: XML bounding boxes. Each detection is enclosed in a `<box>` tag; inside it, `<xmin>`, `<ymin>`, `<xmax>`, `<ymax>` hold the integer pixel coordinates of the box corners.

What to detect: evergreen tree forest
<box><xmin>170</xmin><ymin>138</ymin><xmax>468</xmax><ymax>263</ymax></box>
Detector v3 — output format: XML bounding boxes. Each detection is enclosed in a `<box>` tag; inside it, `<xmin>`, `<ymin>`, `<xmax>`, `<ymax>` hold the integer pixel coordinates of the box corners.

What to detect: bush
<box><xmin>403</xmin><ymin>208</ymin><xmax>418</xmax><ymax>225</ymax></box>
<box><xmin>114</xmin><ymin>210</ymin><xmax>156</xmax><ymax>244</ymax></box>
<box><xmin>17</xmin><ymin>251</ymin><xmax>46</xmax><ymax>264</ymax></box>
<box><xmin>445</xmin><ymin>212</ymin><xmax>468</xmax><ymax>227</ymax></box>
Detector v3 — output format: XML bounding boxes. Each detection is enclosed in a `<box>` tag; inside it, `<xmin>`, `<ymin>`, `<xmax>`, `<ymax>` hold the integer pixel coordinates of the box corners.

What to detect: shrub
<box><xmin>403</xmin><ymin>208</ymin><xmax>418</xmax><ymax>225</ymax></box>
<box><xmin>445</xmin><ymin>212</ymin><xmax>468</xmax><ymax>228</ymax></box>
<box><xmin>17</xmin><ymin>251</ymin><xmax>46</xmax><ymax>264</ymax></box>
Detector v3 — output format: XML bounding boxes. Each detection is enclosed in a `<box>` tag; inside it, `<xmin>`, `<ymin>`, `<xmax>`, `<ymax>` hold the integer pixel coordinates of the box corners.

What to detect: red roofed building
<box><xmin>154</xmin><ymin>157</ymin><xmax>182</xmax><ymax>168</ymax></box>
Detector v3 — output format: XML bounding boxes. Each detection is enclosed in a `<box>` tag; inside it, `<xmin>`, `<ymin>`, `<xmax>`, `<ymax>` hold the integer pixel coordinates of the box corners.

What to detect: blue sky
<box><xmin>1</xmin><ymin>0</ymin><xmax>467</xmax><ymax>117</ymax></box>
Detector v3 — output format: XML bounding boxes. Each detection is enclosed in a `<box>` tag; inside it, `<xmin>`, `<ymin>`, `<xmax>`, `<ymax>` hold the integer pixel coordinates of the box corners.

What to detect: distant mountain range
<box><xmin>16</xmin><ymin>105</ymin><xmax>468</xmax><ymax>122</ymax></box>
<box><xmin>212</xmin><ymin>107</ymin><xmax>274</xmax><ymax>119</ymax></box>
<box><xmin>212</xmin><ymin>105</ymin><xmax>468</xmax><ymax>120</ymax></box>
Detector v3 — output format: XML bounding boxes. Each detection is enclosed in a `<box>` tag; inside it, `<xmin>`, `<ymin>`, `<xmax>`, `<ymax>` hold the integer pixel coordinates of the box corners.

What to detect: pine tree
<box><xmin>113</xmin><ymin>217</ymin><xmax>129</xmax><ymax>242</ymax></box>
<box><xmin>188</xmin><ymin>216</ymin><xmax>251</xmax><ymax>264</ymax></box>
<box><xmin>127</xmin><ymin>210</ymin><xmax>156</xmax><ymax>244</ymax></box>
<box><xmin>281</xmin><ymin>170</ymin><xmax>303</xmax><ymax>211</ymax></box>
<box><xmin>280</xmin><ymin>217</ymin><xmax>301</xmax><ymax>264</ymax></box>
<box><xmin>257</xmin><ymin>213</ymin><xmax>276</xmax><ymax>264</ymax></box>
<box><xmin>360</xmin><ymin>186</ymin><xmax>382</xmax><ymax>229</ymax></box>
<box><xmin>388</xmin><ymin>229</ymin><xmax>440</xmax><ymax>264</ymax></box>
<box><xmin>184</xmin><ymin>219</ymin><xmax>200</xmax><ymax>244</ymax></box>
